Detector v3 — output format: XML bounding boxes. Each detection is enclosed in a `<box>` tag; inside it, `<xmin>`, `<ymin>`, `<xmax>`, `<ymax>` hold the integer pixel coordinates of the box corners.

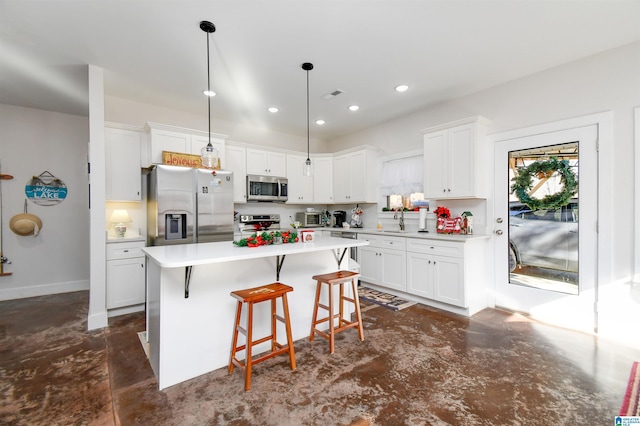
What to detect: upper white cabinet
<box><xmin>421</xmin><ymin>116</ymin><xmax>490</xmax><ymax>199</ymax></box>
<box><xmin>312</xmin><ymin>156</ymin><xmax>333</xmax><ymax>204</ymax></box>
<box><xmin>226</xmin><ymin>145</ymin><xmax>247</xmax><ymax>203</ymax></box>
<box><xmin>333</xmin><ymin>148</ymin><xmax>378</xmax><ymax>203</ymax></box>
<box><xmin>105</xmin><ymin>126</ymin><xmax>142</xmax><ymax>201</ymax></box>
<box><xmin>246</xmin><ymin>148</ymin><xmax>286</xmax><ymax>177</ymax></box>
<box><xmin>143</xmin><ymin>122</ymin><xmax>226</xmax><ymax>168</ymax></box>
<box><xmin>286</xmin><ymin>153</ymin><xmax>314</xmax><ymax>203</ymax></box>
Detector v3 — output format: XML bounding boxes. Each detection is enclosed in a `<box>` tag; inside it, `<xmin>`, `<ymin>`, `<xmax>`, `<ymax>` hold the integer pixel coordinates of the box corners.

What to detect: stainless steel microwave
<box><xmin>246</xmin><ymin>175</ymin><xmax>288</xmax><ymax>202</ymax></box>
<box><xmin>295</xmin><ymin>211</ymin><xmax>323</xmax><ymax>227</ymax></box>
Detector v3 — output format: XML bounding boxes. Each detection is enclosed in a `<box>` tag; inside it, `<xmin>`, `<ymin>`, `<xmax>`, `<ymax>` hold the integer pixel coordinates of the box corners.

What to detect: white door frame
<box><xmin>487</xmin><ymin>112</ymin><xmax>613</xmax><ymax>333</ymax></box>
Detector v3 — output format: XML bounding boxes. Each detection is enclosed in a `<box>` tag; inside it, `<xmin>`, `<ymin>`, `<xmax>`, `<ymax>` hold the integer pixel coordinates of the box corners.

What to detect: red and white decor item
<box><xmin>434</xmin><ymin>206</ymin><xmax>463</xmax><ymax>234</ymax></box>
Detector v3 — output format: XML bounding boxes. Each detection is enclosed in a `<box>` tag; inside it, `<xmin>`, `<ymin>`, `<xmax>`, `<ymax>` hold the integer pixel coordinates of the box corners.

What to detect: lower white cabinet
<box><xmin>406</xmin><ymin>250</ymin><xmax>464</xmax><ymax>306</ymax></box>
<box><xmin>358</xmin><ymin>234</ymin><xmax>406</xmax><ymax>292</ymax></box>
<box><xmin>106</xmin><ymin>240</ymin><xmax>146</xmax><ymax>310</ymax></box>
<box><xmin>358</xmin><ymin>232</ymin><xmax>489</xmax><ymax>316</ymax></box>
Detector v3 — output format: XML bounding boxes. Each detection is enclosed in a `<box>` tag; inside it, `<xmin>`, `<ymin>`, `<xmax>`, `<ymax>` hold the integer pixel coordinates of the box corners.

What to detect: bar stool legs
<box><xmin>228</xmin><ymin>283</ymin><xmax>296</xmax><ymax>391</ymax></box>
<box><xmin>309</xmin><ymin>271</ymin><xmax>364</xmax><ymax>354</ymax></box>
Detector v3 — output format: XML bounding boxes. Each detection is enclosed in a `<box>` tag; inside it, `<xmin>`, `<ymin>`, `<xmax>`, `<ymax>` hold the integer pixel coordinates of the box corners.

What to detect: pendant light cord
<box><xmin>206</xmin><ymin>30</ymin><xmax>212</xmax><ymax>148</ymax></box>
<box><xmin>306</xmin><ymin>67</ymin><xmax>310</xmax><ymax>162</ymax></box>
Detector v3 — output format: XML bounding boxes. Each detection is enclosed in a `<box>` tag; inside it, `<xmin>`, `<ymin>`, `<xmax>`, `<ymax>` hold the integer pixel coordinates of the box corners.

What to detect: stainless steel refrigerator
<box><xmin>147</xmin><ymin>164</ymin><xmax>234</xmax><ymax>246</ymax></box>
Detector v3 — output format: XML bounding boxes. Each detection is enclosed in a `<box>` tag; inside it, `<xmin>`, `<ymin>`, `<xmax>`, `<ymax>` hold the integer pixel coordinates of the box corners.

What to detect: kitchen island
<box><xmin>142</xmin><ymin>235</ymin><xmax>368</xmax><ymax>390</ymax></box>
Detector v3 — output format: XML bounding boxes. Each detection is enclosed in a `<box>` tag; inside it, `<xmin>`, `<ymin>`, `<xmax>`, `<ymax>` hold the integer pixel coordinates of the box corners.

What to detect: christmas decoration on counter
<box><xmin>434</xmin><ymin>206</ymin><xmax>451</xmax><ymax>218</ymax></box>
<box><xmin>511</xmin><ymin>157</ymin><xmax>578</xmax><ymax>211</ymax></box>
<box><xmin>233</xmin><ymin>231</ymin><xmax>298</xmax><ymax>247</ymax></box>
<box><xmin>461</xmin><ymin>211</ymin><xmax>473</xmax><ymax>235</ymax></box>
<box><xmin>434</xmin><ymin>205</ymin><xmax>462</xmax><ymax>234</ymax></box>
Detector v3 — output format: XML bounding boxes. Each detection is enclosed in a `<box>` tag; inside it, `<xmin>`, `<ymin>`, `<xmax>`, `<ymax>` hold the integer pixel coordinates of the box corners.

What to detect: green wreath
<box><xmin>510</xmin><ymin>157</ymin><xmax>578</xmax><ymax>211</ymax></box>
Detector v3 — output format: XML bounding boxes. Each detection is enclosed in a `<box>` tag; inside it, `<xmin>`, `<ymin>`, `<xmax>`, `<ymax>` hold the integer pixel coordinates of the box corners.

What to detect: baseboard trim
<box><xmin>0</xmin><ymin>280</ymin><xmax>90</xmax><ymax>301</ymax></box>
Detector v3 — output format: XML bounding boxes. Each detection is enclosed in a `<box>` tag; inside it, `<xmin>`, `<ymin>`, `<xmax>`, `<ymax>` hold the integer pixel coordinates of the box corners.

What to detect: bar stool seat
<box><xmin>309</xmin><ymin>270</ymin><xmax>364</xmax><ymax>354</ymax></box>
<box><xmin>228</xmin><ymin>282</ymin><xmax>296</xmax><ymax>391</ymax></box>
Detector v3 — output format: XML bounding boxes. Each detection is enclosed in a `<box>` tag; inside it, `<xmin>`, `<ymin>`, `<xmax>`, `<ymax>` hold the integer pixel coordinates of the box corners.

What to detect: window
<box><xmin>380</xmin><ymin>154</ymin><xmax>427</xmax><ymax>210</ymax></box>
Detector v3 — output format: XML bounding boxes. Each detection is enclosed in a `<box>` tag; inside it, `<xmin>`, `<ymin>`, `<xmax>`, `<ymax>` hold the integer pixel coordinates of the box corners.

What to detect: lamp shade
<box><xmin>109</xmin><ymin>210</ymin><xmax>131</xmax><ymax>223</ymax></box>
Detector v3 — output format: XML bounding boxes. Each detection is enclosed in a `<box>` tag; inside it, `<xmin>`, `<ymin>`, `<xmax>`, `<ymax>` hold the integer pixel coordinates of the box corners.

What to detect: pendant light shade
<box><xmin>302</xmin><ymin>62</ymin><xmax>313</xmax><ymax>176</ymax></box>
<box><xmin>200</xmin><ymin>20</ymin><xmax>219</xmax><ymax>169</ymax></box>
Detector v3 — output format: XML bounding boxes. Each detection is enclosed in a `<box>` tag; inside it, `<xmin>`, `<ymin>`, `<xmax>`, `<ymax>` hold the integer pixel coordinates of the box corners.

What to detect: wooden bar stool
<box><xmin>309</xmin><ymin>270</ymin><xmax>364</xmax><ymax>354</ymax></box>
<box><xmin>228</xmin><ymin>282</ymin><xmax>296</xmax><ymax>391</ymax></box>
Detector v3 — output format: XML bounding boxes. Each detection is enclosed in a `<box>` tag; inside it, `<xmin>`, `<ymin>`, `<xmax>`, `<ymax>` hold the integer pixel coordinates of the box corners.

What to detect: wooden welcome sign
<box><xmin>162</xmin><ymin>151</ymin><xmax>219</xmax><ymax>169</ymax></box>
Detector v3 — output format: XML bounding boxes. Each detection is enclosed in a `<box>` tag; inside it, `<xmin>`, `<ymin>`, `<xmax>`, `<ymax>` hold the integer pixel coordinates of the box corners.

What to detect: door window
<box><xmin>508</xmin><ymin>142</ymin><xmax>579</xmax><ymax>294</ymax></box>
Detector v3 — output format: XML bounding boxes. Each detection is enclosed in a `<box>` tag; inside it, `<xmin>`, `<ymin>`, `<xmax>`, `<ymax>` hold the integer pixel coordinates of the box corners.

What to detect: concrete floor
<box><xmin>1</xmin><ymin>290</ymin><xmax>637</xmax><ymax>425</ymax></box>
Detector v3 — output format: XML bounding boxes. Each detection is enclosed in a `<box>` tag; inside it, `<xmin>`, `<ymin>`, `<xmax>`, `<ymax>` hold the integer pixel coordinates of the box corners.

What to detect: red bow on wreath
<box><xmin>434</xmin><ymin>206</ymin><xmax>451</xmax><ymax>218</ymax></box>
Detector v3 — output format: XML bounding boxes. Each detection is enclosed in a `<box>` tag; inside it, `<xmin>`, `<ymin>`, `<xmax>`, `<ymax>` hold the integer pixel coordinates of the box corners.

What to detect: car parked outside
<box><xmin>508</xmin><ymin>200</ymin><xmax>578</xmax><ymax>273</ymax></box>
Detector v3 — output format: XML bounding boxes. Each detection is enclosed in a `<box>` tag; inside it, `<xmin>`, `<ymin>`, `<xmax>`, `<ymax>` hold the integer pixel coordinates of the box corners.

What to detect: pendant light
<box><xmin>200</xmin><ymin>20</ymin><xmax>219</xmax><ymax>169</ymax></box>
<box><xmin>302</xmin><ymin>62</ymin><xmax>314</xmax><ymax>176</ymax></box>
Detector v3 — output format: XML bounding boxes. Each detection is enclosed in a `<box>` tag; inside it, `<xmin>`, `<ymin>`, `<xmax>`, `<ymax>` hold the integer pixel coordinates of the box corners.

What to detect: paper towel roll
<box><xmin>419</xmin><ymin>207</ymin><xmax>428</xmax><ymax>230</ymax></box>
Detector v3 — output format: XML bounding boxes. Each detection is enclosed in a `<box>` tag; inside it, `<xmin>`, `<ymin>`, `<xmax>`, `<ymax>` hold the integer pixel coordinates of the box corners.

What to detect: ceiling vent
<box><xmin>322</xmin><ymin>89</ymin><xmax>344</xmax><ymax>100</ymax></box>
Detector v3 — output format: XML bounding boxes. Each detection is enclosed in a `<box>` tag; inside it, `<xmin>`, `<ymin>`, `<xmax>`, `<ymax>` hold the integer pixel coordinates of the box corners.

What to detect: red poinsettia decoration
<box><xmin>434</xmin><ymin>206</ymin><xmax>451</xmax><ymax>218</ymax></box>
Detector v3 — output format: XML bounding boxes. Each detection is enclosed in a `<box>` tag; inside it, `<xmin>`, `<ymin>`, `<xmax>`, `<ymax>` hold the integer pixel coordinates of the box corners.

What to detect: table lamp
<box><xmin>110</xmin><ymin>209</ymin><xmax>132</xmax><ymax>237</ymax></box>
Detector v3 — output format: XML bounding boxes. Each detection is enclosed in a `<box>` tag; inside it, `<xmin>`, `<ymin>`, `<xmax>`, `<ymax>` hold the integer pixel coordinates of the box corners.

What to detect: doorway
<box><xmin>493</xmin><ymin>124</ymin><xmax>598</xmax><ymax>333</ymax></box>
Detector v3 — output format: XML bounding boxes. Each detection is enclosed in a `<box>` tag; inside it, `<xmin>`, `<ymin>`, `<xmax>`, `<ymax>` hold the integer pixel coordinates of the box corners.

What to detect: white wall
<box><xmin>104</xmin><ymin>95</ymin><xmax>331</xmax><ymax>154</ymax></box>
<box><xmin>0</xmin><ymin>104</ymin><xmax>90</xmax><ymax>300</ymax></box>
<box><xmin>328</xmin><ymin>41</ymin><xmax>640</xmax><ymax>345</ymax></box>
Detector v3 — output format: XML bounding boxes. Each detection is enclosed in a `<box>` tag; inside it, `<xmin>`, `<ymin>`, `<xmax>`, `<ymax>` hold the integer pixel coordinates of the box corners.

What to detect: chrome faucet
<box><xmin>393</xmin><ymin>208</ymin><xmax>405</xmax><ymax>231</ymax></box>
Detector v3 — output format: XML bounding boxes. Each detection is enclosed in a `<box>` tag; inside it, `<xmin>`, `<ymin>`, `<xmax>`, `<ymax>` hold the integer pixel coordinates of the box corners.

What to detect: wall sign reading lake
<box><xmin>25</xmin><ymin>171</ymin><xmax>67</xmax><ymax>206</ymax></box>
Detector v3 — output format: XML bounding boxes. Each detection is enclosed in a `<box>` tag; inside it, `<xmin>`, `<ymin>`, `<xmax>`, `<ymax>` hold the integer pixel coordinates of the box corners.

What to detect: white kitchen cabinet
<box><xmin>143</xmin><ymin>122</ymin><xmax>227</xmax><ymax>167</ymax></box>
<box><xmin>105</xmin><ymin>127</ymin><xmax>142</xmax><ymax>201</ymax></box>
<box><xmin>406</xmin><ymin>250</ymin><xmax>463</xmax><ymax>306</ymax></box>
<box><xmin>286</xmin><ymin>154</ymin><xmax>314</xmax><ymax>203</ymax></box>
<box><xmin>246</xmin><ymin>148</ymin><xmax>286</xmax><ymax>177</ymax></box>
<box><xmin>106</xmin><ymin>239</ymin><xmax>146</xmax><ymax>311</ymax></box>
<box><xmin>358</xmin><ymin>234</ymin><xmax>406</xmax><ymax>292</ymax></box>
<box><xmin>226</xmin><ymin>145</ymin><xmax>247</xmax><ymax>203</ymax></box>
<box><xmin>421</xmin><ymin>116</ymin><xmax>490</xmax><ymax>199</ymax></box>
<box><xmin>332</xmin><ymin>148</ymin><xmax>377</xmax><ymax>203</ymax></box>
<box><xmin>406</xmin><ymin>238</ymin><xmax>469</xmax><ymax>309</ymax></box>
<box><xmin>312</xmin><ymin>156</ymin><xmax>333</xmax><ymax>203</ymax></box>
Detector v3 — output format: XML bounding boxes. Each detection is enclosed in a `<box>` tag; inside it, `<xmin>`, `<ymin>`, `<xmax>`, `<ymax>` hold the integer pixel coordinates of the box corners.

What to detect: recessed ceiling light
<box><xmin>395</xmin><ymin>85</ymin><xmax>409</xmax><ymax>92</ymax></box>
<box><xmin>315</xmin><ymin>119</ymin><xmax>325</xmax><ymax>125</ymax></box>
<box><xmin>268</xmin><ymin>107</ymin><xmax>279</xmax><ymax>113</ymax></box>
<box><xmin>203</xmin><ymin>90</ymin><xmax>216</xmax><ymax>97</ymax></box>
<box><xmin>348</xmin><ymin>105</ymin><xmax>359</xmax><ymax>111</ymax></box>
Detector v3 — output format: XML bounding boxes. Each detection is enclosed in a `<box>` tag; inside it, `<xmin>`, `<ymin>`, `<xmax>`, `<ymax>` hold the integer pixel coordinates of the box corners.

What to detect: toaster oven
<box><xmin>295</xmin><ymin>211</ymin><xmax>323</xmax><ymax>227</ymax></box>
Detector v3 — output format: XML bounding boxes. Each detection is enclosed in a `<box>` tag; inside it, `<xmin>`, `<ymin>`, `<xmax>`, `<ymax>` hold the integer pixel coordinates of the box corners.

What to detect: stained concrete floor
<box><xmin>1</xmin><ymin>290</ymin><xmax>638</xmax><ymax>425</ymax></box>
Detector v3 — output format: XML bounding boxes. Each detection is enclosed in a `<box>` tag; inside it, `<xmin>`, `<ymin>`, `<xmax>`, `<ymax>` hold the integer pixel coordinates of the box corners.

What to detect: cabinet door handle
<box><xmin>123</xmin><ymin>249</ymin><xmax>129</xmax><ymax>253</ymax></box>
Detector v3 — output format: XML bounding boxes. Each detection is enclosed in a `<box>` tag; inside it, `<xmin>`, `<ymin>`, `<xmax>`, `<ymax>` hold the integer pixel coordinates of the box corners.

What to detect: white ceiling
<box><xmin>1</xmin><ymin>0</ymin><xmax>639</xmax><ymax>140</ymax></box>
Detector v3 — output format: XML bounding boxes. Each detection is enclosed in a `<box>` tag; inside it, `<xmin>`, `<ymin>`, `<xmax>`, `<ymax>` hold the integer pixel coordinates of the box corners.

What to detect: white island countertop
<box><xmin>142</xmin><ymin>236</ymin><xmax>368</xmax><ymax>268</ymax></box>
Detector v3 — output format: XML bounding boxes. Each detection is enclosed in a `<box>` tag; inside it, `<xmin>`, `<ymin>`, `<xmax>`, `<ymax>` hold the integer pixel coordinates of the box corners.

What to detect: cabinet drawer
<box><xmin>358</xmin><ymin>233</ymin><xmax>383</xmax><ymax>247</ymax></box>
<box><xmin>106</xmin><ymin>241</ymin><xmax>145</xmax><ymax>260</ymax></box>
<box><xmin>406</xmin><ymin>238</ymin><xmax>462</xmax><ymax>258</ymax></box>
<box><xmin>379</xmin><ymin>236</ymin><xmax>406</xmax><ymax>250</ymax></box>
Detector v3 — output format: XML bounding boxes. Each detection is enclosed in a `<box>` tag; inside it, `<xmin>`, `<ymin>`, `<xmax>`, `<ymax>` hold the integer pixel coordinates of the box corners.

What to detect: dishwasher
<box><xmin>330</xmin><ymin>230</ymin><xmax>359</xmax><ymax>272</ymax></box>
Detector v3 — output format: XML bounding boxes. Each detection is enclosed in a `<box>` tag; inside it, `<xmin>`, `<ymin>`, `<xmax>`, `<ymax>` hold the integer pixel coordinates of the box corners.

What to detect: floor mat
<box><xmin>358</xmin><ymin>286</ymin><xmax>416</xmax><ymax>311</ymax></box>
